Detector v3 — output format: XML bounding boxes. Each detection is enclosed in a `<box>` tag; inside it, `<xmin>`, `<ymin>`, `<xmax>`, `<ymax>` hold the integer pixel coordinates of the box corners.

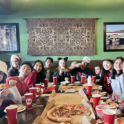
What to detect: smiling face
<box><xmin>59</xmin><ymin>59</ymin><xmax>66</xmax><ymax>68</ymax></box>
<box><xmin>114</xmin><ymin>59</ymin><xmax>123</xmax><ymax>73</ymax></box>
<box><xmin>103</xmin><ymin>61</ymin><xmax>112</xmax><ymax>71</ymax></box>
<box><xmin>11</xmin><ymin>58</ymin><xmax>19</xmax><ymax>68</ymax></box>
<box><xmin>34</xmin><ymin>62</ymin><xmax>42</xmax><ymax>73</ymax></box>
<box><xmin>0</xmin><ymin>71</ymin><xmax>4</xmax><ymax>82</ymax></box>
<box><xmin>19</xmin><ymin>64</ymin><xmax>31</xmax><ymax>77</ymax></box>
<box><xmin>95</xmin><ymin>66</ymin><xmax>101</xmax><ymax>75</ymax></box>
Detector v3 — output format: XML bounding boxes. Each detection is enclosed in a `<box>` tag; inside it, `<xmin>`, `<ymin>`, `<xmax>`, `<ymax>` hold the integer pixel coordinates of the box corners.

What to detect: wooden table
<box><xmin>0</xmin><ymin>84</ymin><xmax>124</xmax><ymax>124</ymax></box>
<box><xmin>0</xmin><ymin>96</ymin><xmax>49</xmax><ymax>124</ymax></box>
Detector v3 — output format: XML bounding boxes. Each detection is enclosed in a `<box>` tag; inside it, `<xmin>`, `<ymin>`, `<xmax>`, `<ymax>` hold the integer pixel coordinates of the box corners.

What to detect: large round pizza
<box><xmin>47</xmin><ymin>104</ymin><xmax>91</xmax><ymax>123</ymax></box>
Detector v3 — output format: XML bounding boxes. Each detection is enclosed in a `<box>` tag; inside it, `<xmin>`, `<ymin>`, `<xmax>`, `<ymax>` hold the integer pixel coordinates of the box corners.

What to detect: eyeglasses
<box><xmin>121</xmin><ymin>65</ymin><xmax>124</xmax><ymax>68</ymax></box>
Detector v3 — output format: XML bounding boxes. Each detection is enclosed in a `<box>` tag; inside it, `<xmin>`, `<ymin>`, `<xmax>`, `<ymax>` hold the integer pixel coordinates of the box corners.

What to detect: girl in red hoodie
<box><xmin>101</xmin><ymin>59</ymin><xmax>113</xmax><ymax>94</ymax></box>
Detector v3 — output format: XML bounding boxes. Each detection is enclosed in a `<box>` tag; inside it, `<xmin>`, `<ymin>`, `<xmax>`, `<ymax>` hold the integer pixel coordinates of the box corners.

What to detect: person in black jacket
<box><xmin>68</xmin><ymin>56</ymin><xmax>94</xmax><ymax>81</ymax></box>
<box><xmin>8</xmin><ymin>54</ymin><xmax>22</xmax><ymax>77</ymax></box>
<box><xmin>44</xmin><ymin>57</ymin><xmax>54</xmax><ymax>82</ymax></box>
<box><xmin>53</xmin><ymin>57</ymin><xmax>70</xmax><ymax>84</ymax></box>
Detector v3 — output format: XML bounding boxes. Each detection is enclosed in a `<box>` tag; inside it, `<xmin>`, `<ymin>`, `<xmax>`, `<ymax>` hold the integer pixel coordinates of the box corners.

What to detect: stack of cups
<box><xmin>87</xmin><ymin>76</ymin><xmax>92</xmax><ymax>86</ymax></box>
<box><xmin>103</xmin><ymin>109</ymin><xmax>116</xmax><ymax>124</ymax></box>
<box><xmin>24</xmin><ymin>93</ymin><xmax>33</xmax><ymax>109</ymax></box>
<box><xmin>29</xmin><ymin>87</ymin><xmax>36</xmax><ymax>101</ymax></box>
<box><xmin>6</xmin><ymin>105</ymin><xmax>18</xmax><ymax>124</ymax></box>
<box><xmin>35</xmin><ymin>84</ymin><xmax>41</xmax><ymax>95</ymax></box>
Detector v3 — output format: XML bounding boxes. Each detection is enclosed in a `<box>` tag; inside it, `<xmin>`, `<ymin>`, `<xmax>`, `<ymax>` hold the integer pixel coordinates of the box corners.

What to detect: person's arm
<box><xmin>68</xmin><ymin>63</ymin><xmax>82</xmax><ymax>72</ymax></box>
<box><xmin>24</xmin><ymin>70</ymin><xmax>37</xmax><ymax>88</ymax></box>
<box><xmin>118</xmin><ymin>74</ymin><xmax>124</xmax><ymax>100</ymax></box>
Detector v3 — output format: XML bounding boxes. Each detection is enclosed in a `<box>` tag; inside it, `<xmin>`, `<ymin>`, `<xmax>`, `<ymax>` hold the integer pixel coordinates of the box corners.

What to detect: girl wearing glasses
<box><xmin>111</xmin><ymin>57</ymin><xmax>124</xmax><ymax>102</ymax></box>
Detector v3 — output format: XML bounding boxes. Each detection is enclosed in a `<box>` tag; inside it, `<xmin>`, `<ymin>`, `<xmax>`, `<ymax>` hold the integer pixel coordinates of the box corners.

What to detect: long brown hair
<box><xmin>8</xmin><ymin>58</ymin><xmax>21</xmax><ymax>72</ymax></box>
<box><xmin>101</xmin><ymin>59</ymin><xmax>113</xmax><ymax>81</ymax></box>
<box><xmin>58</xmin><ymin>59</ymin><xmax>67</xmax><ymax>72</ymax></box>
<box><xmin>111</xmin><ymin>57</ymin><xmax>123</xmax><ymax>79</ymax></box>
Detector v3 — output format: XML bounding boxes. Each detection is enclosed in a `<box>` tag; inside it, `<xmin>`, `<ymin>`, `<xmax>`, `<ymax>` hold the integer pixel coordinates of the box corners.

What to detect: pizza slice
<box><xmin>116</xmin><ymin>117</ymin><xmax>124</xmax><ymax>124</ymax></box>
<box><xmin>0</xmin><ymin>83</ymin><xmax>11</xmax><ymax>89</ymax></box>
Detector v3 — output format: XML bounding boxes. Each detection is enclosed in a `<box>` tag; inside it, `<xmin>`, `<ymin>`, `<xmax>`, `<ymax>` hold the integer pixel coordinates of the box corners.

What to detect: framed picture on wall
<box><xmin>0</xmin><ymin>23</ymin><xmax>20</xmax><ymax>53</ymax></box>
<box><xmin>104</xmin><ymin>22</ymin><xmax>124</xmax><ymax>52</ymax></box>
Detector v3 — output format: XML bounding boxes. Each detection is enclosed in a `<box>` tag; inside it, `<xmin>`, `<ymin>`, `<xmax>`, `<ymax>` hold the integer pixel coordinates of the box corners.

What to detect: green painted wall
<box><xmin>0</xmin><ymin>0</ymin><xmax>123</xmax><ymax>61</ymax></box>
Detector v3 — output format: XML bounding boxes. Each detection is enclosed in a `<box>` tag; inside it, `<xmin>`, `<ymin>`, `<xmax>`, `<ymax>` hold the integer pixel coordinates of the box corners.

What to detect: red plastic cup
<box><xmin>6</xmin><ymin>105</ymin><xmax>18</xmax><ymax>124</ymax></box>
<box><xmin>25</xmin><ymin>93</ymin><xmax>33</xmax><ymax>109</ymax></box>
<box><xmin>44</xmin><ymin>79</ymin><xmax>48</xmax><ymax>89</ymax></box>
<box><xmin>103</xmin><ymin>109</ymin><xmax>116</xmax><ymax>124</ymax></box>
<box><xmin>96</xmin><ymin>105</ymin><xmax>110</xmax><ymax>119</ymax></box>
<box><xmin>29</xmin><ymin>87</ymin><xmax>36</xmax><ymax>101</ymax></box>
<box><xmin>86</xmin><ymin>85</ymin><xmax>92</xmax><ymax>96</ymax></box>
<box><xmin>53</xmin><ymin>77</ymin><xmax>57</xmax><ymax>85</ymax></box>
<box><xmin>92</xmin><ymin>94</ymin><xmax>101</xmax><ymax>110</ymax></box>
<box><xmin>92</xmin><ymin>76</ymin><xmax>96</xmax><ymax>83</ymax></box>
<box><xmin>71</xmin><ymin>76</ymin><xmax>75</xmax><ymax>84</ymax></box>
<box><xmin>35</xmin><ymin>84</ymin><xmax>41</xmax><ymax>95</ymax></box>
<box><xmin>81</xmin><ymin>76</ymin><xmax>85</xmax><ymax>84</ymax></box>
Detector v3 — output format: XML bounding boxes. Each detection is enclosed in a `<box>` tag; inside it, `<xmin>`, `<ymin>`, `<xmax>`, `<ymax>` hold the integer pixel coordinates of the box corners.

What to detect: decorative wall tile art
<box><xmin>26</xmin><ymin>18</ymin><xmax>95</xmax><ymax>55</ymax></box>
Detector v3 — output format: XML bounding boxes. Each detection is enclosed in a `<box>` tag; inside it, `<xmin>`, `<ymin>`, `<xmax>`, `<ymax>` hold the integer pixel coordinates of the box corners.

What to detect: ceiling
<box><xmin>0</xmin><ymin>0</ymin><xmax>124</xmax><ymax>15</ymax></box>
<box><xmin>0</xmin><ymin>0</ymin><xmax>11</xmax><ymax>15</ymax></box>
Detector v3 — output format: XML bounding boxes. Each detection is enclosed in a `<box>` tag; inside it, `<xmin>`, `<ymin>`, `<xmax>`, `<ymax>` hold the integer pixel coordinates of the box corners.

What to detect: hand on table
<box><xmin>22</xmin><ymin>96</ymin><xmax>25</xmax><ymax>101</ymax></box>
<box><xmin>118</xmin><ymin>99</ymin><xmax>124</xmax><ymax>109</ymax></box>
<box><xmin>112</xmin><ymin>94</ymin><xmax>119</xmax><ymax>102</ymax></box>
<box><xmin>96</xmin><ymin>79</ymin><xmax>100</xmax><ymax>83</ymax></box>
<box><xmin>65</xmin><ymin>77</ymin><xmax>69</xmax><ymax>81</ymax></box>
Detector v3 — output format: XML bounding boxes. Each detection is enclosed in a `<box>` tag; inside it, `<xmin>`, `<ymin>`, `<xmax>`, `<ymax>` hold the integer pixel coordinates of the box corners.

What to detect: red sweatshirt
<box><xmin>24</xmin><ymin>70</ymin><xmax>37</xmax><ymax>88</ymax></box>
<box><xmin>103</xmin><ymin>72</ymin><xmax>113</xmax><ymax>94</ymax></box>
<box><xmin>6</xmin><ymin>76</ymin><xmax>29</xmax><ymax>96</ymax></box>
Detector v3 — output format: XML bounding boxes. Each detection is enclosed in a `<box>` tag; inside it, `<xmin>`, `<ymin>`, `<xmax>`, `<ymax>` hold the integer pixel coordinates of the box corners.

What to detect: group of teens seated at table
<box><xmin>0</xmin><ymin>54</ymin><xmax>124</xmax><ymax>118</ymax></box>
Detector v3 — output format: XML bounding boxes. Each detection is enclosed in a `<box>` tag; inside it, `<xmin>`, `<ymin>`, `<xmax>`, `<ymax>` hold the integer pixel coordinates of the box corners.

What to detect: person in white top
<box><xmin>111</xmin><ymin>57</ymin><xmax>124</xmax><ymax>102</ymax></box>
<box><xmin>0</xmin><ymin>60</ymin><xmax>21</xmax><ymax>117</ymax></box>
<box><xmin>115</xmin><ymin>58</ymin><xmax>124</xmax><ymax>109</ymax></box>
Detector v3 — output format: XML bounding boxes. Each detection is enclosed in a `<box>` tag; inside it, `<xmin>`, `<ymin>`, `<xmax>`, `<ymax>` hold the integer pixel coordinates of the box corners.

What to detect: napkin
<box><xmin>78</xmin><ymin>88</ymin><xmax>85</xmax><ymax>96</ymax></box>
<box><xmin>8</xmin><ymin>86</ymin><xmax>22</xmax><ymax>104</ymax></box>
<box><xmin>82</xmin><ymin>116</ymin><xmax>91</xmax><ymax>124</ymax></box>
<box><xmin>82</xmin><ymin>99</ymin><xmax>90</xmax><ymax>109</ymax></box>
